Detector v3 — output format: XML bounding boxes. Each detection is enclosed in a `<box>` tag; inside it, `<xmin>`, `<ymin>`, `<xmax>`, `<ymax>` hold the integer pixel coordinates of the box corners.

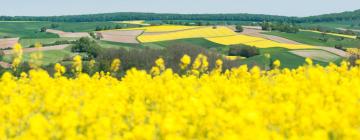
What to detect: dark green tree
<box><xmin>71</xmin><ymin>37</ymin><xmax>103</xmax><ymax>58</ymax></box>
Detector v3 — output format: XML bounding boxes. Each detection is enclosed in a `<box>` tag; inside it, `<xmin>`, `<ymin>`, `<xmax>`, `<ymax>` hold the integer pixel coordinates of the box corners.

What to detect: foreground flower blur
<box><xmin>1</xmin><ymin>51</ymin><xmax>360</xmax><ymax>139</ymax></box>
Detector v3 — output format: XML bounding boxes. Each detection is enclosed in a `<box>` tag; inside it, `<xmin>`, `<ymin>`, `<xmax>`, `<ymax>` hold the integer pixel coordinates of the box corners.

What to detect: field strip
<box><xmin>46</xmin><ymin>29</ymin><xmax>90</xmax><ymax>38</ymax></box>
<box><xmin>0</xmin><ymin>38</ymin><xmax>19</xmax><ymax>49</ymax></box>
<box><xmin>97</xmin><ymin>30</ymin><xmax>143</xmax><ymax>44</ymax></box>
<box><xmin>301</xmin><ymin>29</ymin><xmax>357</xmax><ymax>39</ymax></box>
<box><xmin>336</xmin><ymin>28</ymin><xmax>360</xmax><ymax>32</ymax></box>
<box><xmin>3</xmin><ymin>44</ymin><xmax>70</xmax><ymax>55</ymax></box>
<box><xmin>141</xmin><ymin>26</ymin><xmax>207</xmax><ymax>35</ymax></box>
<box><xmin>137</xmin><ymin>26</ymin><xmax>236</xmax><ymax>42</ymax></box>
<box><xmin>290</xmin><ymin>49</ymin><xmax>341</xmax><ymax>62</ymax></box>
<box><xmin>119</xmin><ymin>25</ymin><xmax>203</xmax><ymax>33</ymax></box>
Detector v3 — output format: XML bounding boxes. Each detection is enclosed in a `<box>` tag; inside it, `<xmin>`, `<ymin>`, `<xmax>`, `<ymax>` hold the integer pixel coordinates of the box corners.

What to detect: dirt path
<box><xmin>229</xmin><ymin>26</ymin><xmax>351</xmax><ymax>58</ymax></box>
<box><xmin>3</xmin><ymin>44</ymin><xmax>70</xmax><ymax>55</ymax></box>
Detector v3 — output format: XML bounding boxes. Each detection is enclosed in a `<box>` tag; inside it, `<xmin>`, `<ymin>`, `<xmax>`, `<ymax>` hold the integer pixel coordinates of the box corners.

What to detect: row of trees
<box><xmin>260</xmin><ymin>22</ymin><xmax>299</xmax><ymax>33</ymax></box>
<box><xmin>1</xmin><ymin>9</ymin><xmax>360</xmax><ymax>23</ymax></box>
<box><xmin>0</xmin><ymin>12</ymin><xmax>296</xmax><ymax>22</ymax></box>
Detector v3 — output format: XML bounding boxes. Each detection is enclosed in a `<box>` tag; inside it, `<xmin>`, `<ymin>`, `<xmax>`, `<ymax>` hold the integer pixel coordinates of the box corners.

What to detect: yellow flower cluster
<box><xmin>346</xmin><ymin>48</ymin><xmax>360</xmax><ymax>56</ymax></box>
<box><xmin>2</xmin><ymin>54</ymin><xmax>360</xmax><ymax>139</ymax></box>
<box><xmin>110</xmin><ymin>58</ymin><xmax>121</xmax><ymax>72</ymax></box>
<box><xmin>11</xmin><ymin>43</ymin><xmax>23</xmax><ymax>70</ymax></box>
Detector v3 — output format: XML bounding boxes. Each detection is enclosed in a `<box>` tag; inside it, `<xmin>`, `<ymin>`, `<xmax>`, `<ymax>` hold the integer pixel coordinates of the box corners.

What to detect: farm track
<box><xmin>230</xmin><ymin>26</ymin><xmax>351</xmax><ymax>58</ymax></box>
<box><xmin>3</xmin><ymin>44</ymin><xmax>70</xmax><ymax>55</ymax></box>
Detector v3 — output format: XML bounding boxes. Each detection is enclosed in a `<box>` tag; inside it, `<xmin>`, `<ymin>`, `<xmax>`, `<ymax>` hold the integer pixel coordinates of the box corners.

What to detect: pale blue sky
<box><xmin>0</xmin><ymin>0</ymin><xmax>359</xmax><ymax>17</ymax></box>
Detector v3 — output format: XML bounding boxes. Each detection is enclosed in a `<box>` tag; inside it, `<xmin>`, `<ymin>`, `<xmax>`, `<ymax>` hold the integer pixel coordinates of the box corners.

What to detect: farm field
<box><xmin>19</xmin><ymin>37</ymin><xmax>79</xmax><ymax>48</ymax></box>
<box><xmin>301</xmin><ymin>29</ymin><xmax>357</xmax><ymax>39</ymax></box>
<box><xmin>206</xmin><ymin>35</ymin><xmax>313</xmax><ymax>49</ymax></box>
<box><xmin>264</xmin><ymin>31</ymin><xmax>360</xmax><ymax>48</ymax></box>
<box><xmin>120</xmin><ymin>25</ymin><xmax>201</xmax><ymax>32</ymax></box>
<box><xmin>2</xmin><ymin>48</ymin><xmax>73</xmax><ymax>65</ymax></box>
<box><xmin>137</xmin><ymin>26</ymin><xmax>236</xmax><ymax>42</ymax></box>
<box><xmin>290</xmin><ymin>49</ymin><xmax>342</xmax><ymax>62</ymax></box>
<box><xmin>0</xmin><ymin>22</ymin><xmax>58</xmax><ymax>38</ymax></box>
<box><xmin>97</xmin><ymin>30</ymin><xmax>143</xmax><ymax>43</ymax></box>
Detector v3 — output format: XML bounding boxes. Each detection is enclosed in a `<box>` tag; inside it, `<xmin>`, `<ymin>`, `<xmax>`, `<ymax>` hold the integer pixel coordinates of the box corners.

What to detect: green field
<box><xmin>97</xmin><ymin>40</ymin><xmax>142</xmax><ymax>49</ymax></box>
<box><xmin>152</xmin><ymin>38</ymin><xmax>229</xmax><ymax>53</ymax></box>
<box><xmin>244</xmin><ymin>48</ymin><xmax>331</xmax><ymax>69</ymax></box>
<box><xmin>300</xmin><ymin>21</ymin><xmax>360</xmax><ymax>30</ymax></box>
<box><xmin>0</xmin><ymin>21</ymin><xmax>136</xmax><ymax>39</ymax></box>
<box><xmin>53</xmin><ymin>22</ymin><xmax>131</xmax><ymax>32</ymax></box>
<box><xmin>19</xmin><ymin>37</ymin><xmax>79</xmax><ymax>47</ymax></box>
<box><xmin>0</xmin><ymin>22</ymin><xmax>58</xmax><ymax>38</ymax></box>
<box><xmin>2</xmin><ymin>49</ymin><xmax>73</xmax><ymax>65</ymax></box>
<box><xmin>264</xmin><ymin>31</ymin><xmax>360</xmax><ymax>48</ymax></box>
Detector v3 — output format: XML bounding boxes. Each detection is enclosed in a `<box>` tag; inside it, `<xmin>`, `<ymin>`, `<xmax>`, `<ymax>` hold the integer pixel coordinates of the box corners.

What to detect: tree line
<box><xmin>1</xmin><ymin>9</ymin><xmax>360</xmax><ymax>23</ymax></box>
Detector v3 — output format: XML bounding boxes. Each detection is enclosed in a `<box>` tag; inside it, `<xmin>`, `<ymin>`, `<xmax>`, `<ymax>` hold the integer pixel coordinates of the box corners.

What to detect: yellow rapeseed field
<box><xmin>138</xmin><ymin>26</ymin><xmax>236</xmax><ymax>42</ymax></box>
<box><xmin>301</xmin><ymin>29</ymin><xmax>357</xmax><ymax>39</ymax></box>
<box><xmin>207</xmin><ymin>35</ymin><xmax>314</xmax><ymax>49</ymax></box>
<box><xmin>2</xmin><ymin>44</ymin><xmax>360</xmax><ymax>139</ymax></box>
<box><xmin>119</xmin><ymin>20</ymin><xmax>150</xmax><ymax>26</ymax></box>
<box><xmin>120</xmin><ymin>25</ymin><xmax>201</xmax><ymax>33</ymax></box>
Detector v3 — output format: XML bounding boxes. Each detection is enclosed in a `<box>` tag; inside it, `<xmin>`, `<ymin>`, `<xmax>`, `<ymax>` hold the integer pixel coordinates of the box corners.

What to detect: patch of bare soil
<box><xmin>97</xmin><ymin>30</ymin><xmax>143</xmax><ymax>44</ymax></box>
<box><xmin>46</xmin><ymin>29</ymin><xmax>90</xmax><ymax>38</ymax></box>
<box><xmin>0</xmin><ymin>38</ymin><xmax>19</xmax><ymax>49</ymax></box>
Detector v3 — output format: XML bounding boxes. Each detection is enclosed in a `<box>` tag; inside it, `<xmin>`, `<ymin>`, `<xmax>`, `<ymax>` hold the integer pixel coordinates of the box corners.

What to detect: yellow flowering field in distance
<box><xmin>118</xmin><ymin>20</ymin><xmax>150</xmax><ymax>26</ymax></box>
<box><xmin>301</xmin><ymin>29</ymin><xmax>357</xmax><ymax>39</ymax></box>
<box><xmin>206</xmin><ymin>35</ymin><xmax>314</xmax><ymax>49</ymax></box>
<box><xmin>2</xmin><ymin>50</ymin><xmax>360</xmax><ymax>139</ymax></box>
<box><xmin>138</xmin><ymin>26</ymin><xmax>236</xmax><ymax>42</ymax></box>
<box><xmin>120</xmin><ymin>25</ymin><xmax>201</xmax><ymax>33</ymax></box>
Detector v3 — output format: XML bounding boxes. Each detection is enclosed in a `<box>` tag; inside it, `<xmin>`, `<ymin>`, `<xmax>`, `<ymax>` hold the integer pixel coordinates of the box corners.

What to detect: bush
<box><xmin>335</xmin><ymin>44</ymin><xmax>345</xmax><ymax>51</ymax></box>
<box><xmin>40</xmin><ymin>27</ymin><xmax>47</xmax><ymax>32</ymax></box>
<box><xmin>235</xmin><ymin>25</ymin><xmax>243</xmax><ymax>32</ymax></box>
<box><xmin>71</xmin><ymin>37</ymin><xmax>103</xmax><ymax>58</ymax></box>
<box><xmin>94</xmin><ymin>43</ymin><xmax>247</xmax><ymax>74</ymax></box>
<box><xmin>228</xmin><ymin>45</ymin><xmax>259</xmax><ymax>58</ymax></box>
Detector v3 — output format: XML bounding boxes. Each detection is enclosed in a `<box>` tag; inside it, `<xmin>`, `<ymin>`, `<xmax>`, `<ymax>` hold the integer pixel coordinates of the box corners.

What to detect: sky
<box><xmin>0</xmin><ymin>0</ymin><xmax>360</xmax><ymax>17</ymax></box>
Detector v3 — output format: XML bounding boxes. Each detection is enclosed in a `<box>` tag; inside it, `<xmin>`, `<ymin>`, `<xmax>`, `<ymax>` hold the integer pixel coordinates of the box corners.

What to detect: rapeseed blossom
<box><xmin>11</xmin><ymin>43</ymin><xmax>23</xmax><ymax>70</ymax></box>
<box><xmin>110</xmin><ymin>58</ymin><xmax>121</xmax><ymax>72</ymax></box>
<box><xmin>2</xmin><ymin>46</ymin><xmax>360</xmax><ymax>139</ymax></box>
<box><xmin>180</xmin><ymin>54</ymin><xmax>191</xmax><ymax>69</ymax></box>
